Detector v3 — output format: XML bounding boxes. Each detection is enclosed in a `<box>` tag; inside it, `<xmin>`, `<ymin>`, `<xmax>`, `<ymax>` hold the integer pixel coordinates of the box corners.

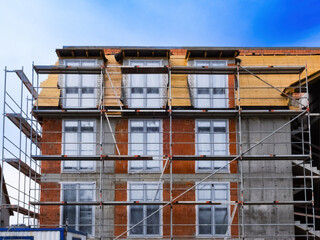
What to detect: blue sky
<box><xmin>1</xmin><ymin>0</ymin><xmax>320</xmax><ymax>73</ymax></box>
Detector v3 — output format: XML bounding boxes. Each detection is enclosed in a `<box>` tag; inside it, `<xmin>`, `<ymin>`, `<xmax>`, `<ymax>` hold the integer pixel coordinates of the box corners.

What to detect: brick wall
<box><xmin>41</xmin><ymin>119</ymin><xmax>61</xmax><ymax>174</ymax></box>
<box><xmin>40</xmin><ymin>119</ymin><xmax>62</xmax><ymax>227</ymax></box>
<box><xmin>40</xmin><ymin>182</ymin><xmax>60</xmax><ymax>227</ymax></box>
<box><xmin>114</xmin><ymin>182</ymin><xmax>239</xmax><ymax>237</ymax></box>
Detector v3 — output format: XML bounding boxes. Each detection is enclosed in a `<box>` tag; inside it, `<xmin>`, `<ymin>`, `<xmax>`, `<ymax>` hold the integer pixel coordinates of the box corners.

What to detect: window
<box><xmin>128</xmin><ymin>183</ymin><xmax>161</xmax><ymax>236</ymax></box>
<box><xmin>63</xmin><ymin>59</ymin><xmax>100</xmax><ymax>108</ymax></box>
<box><xmin>129</xmin><ymin>60</ymin><xmax>163</xmax><ymax>108</ymax></box>
<box><xmin>194</xmin><ymin>60</ymin><xmax>228</xmax><ymax>108</ymax></box>
<box><xmin>196</xmin><ymin>120</ymin><xmax>228</xmax><ymax>171</ymax></box>
<box><xmin>62</xmin><ymin>183</ymin><xmax>95</xmax><ymax>235</ymax></box>
<box><xmin>63</xmin><ymin>120</ymin><xmax>95</xmax><ymax>171</ymax></box>
<box><xmin>197</xmin><ymin>183</ymin><xmax>228</xmax><ymax>236</ymax></box>
<box><xmin>129</xmin><ymin>120</ymin><xmax>162</xmax><ymax>172</ymax></box>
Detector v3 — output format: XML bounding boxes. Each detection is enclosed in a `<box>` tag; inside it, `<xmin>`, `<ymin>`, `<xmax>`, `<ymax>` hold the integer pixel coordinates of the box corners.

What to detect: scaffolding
<box><xmin>1</xmin><ymin>55</ymin><xmax>318</xmax><ymax>239</ymax></box>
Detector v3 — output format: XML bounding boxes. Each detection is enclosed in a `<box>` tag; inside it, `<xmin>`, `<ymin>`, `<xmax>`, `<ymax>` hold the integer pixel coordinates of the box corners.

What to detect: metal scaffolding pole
<box><xmin>237</xmin><ymin>60</ymin><xmax>245</xmax><ymax>239</ymax></box>
<box><xmin>305</xmin><ymin>63</ymin><xmax>316</xmax><ymax>238</ymax></box>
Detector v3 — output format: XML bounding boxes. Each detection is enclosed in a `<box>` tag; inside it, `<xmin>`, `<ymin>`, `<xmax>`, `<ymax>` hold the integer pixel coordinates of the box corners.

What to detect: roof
<box><xmin>0</xmin><ymin>166</ymin><xmax>14</xmax><ymax>216</ymax></box>
<box><xmin>61</xmin><ymin>46</ymin><xmax>320</xmax><ymax>50</ymax></box>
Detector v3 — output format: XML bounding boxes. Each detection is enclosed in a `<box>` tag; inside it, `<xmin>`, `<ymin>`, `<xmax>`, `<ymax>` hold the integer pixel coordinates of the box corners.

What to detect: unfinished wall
<box><xmin>238</xmin><ymin>55</ymin><xmax>320</xmax><ymax>106</ymax></box>
<box><xmin>241</xmin><ymin>117</ymin><xmax>294</xmax><ymax>238</ymax></box>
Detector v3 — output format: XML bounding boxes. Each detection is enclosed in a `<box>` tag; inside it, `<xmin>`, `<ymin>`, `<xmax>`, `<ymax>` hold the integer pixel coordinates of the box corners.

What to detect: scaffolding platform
<box><xmin>7</xmin><ymin>205</ymin><xmax>39</xmax><ymax>219</ymax></box>
<box><xmin>29</xmin><ymin>200</ymin><xmax>312</xmax><ymax>206</ymax></box>
<box><xmin>33</xmin><ymin>65</ymin><xmax>103</xmax><ymax>75</ymax></box>
<box><xmin>15</xmin><ymin>70</ymin><xmax>38</xmax><ymax>99</ymax></box>
<box><xmin>6</xmin><ymin>113</ymin><xmax>41</xmax><ymax>148</ymax></box>
<box><xmin>4</xmin><ymin>159</ymin><xmax>41</xmax><ymax>184</ymax></box>
<box><xmin>31</xmin><ymin>109</ymin><xmax>305</xmax><ymax>119</ymax></box>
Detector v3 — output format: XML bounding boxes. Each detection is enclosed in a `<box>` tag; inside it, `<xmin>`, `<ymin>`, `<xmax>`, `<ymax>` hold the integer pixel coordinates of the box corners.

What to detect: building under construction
<box><xmin>1</xmin><ymin>47</ymin><xmax>320</xmax><ymax>239</ymax></box>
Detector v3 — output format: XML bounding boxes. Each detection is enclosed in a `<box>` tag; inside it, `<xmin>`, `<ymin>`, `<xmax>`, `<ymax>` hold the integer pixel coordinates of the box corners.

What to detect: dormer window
<box><xmin>122</xmin><ymin>60</ymin><xmax>168</xmax><ymax>108</ymax></box>
<box><xmin>61</xmin><ymin>59</ymin><xmax>102</xmax><ymax>108</ymax></box>
<box><xmin>188</xmin><ymin>60</ymin><xmax>228</xmax><ymax>108</ymax></box>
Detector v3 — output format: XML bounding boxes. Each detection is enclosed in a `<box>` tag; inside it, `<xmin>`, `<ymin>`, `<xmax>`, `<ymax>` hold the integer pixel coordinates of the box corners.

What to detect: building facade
<box><xmin>27</xmin><ymin>47</ymin><xmax>320</xmax><ymax>239</ymax></box>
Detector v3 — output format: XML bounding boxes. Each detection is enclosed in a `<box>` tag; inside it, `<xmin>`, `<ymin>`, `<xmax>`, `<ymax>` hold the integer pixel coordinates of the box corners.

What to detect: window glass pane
<box><xmin>215</xmin><ymin>208</ymin><xmax>228</xmax><ymax>234</ymax></box>
<box><xmin>79</xmin><ymin>184</ymin><xmax>93</xmax><ymax>234</ymax></box>
<box><xmin>79</xmin><ymin>185</ymin><xmax>94</xmax><ymax>201</ymax></box>
<box><xmin>130</xmin><ymin>184</ymin><xmax>144</xmax><ymax>201</ymax></box>
<box><xmin>81</xmin><ymin>61</ymin><xmax>96</xmax><ymax>108</ymax></box>
<box><xmin>198</xmin><ymin>184</ymin><xmax>211</xmax><ymax>200</ymax></box>
<box><xmin>147</xmin><ymin>206</ymin><xmax>160</xmax><ymax>235</ymax></box>
<box><xmin>64</xmin><ymin>132</ymin><xmax>77</xmax><ymax>155</ymax></box>
<box><xmin>130</xmin><ymin>61</ymin><xmax>145</xmax><ymax>108</ymax></box>
<box><xmin>130</xmin><ymin>206</ymin><xmax>143</xmax><ymax>235</ymax></box>
<box><xmin>146</xmin><ymin>61</ymin><xmax>161</xmax><ymax>108</ymax></box>
<box><xmin>64</xmin><ymin>124</ymin><xmax>78</xmax><ymax>170</ymax></box>
<box><xmin>130</xmin><ymin>121</ymin><xmax>144</xmax><ymax>169</ymax></box>
<box><xmin>65</xmin><ymin>61</ymin><xmax>80</xmax><ymax>108</ymax></box>
<box><xmin>80</xmin><ymin>132</ymin><xmax>94</xmax><ymax>155</ymax></box>
<box><xmin>146</xmin><ymin>121</ymin><xmax>160</xmax><ymax>169</ymax></box>
<box><xmin>197</xmin><ymin>121</ymin><xmax>211</xmax><ymax>168</ymax></box>
<box><xmin>63</xmin><ymin>185</ymin><xmax>76</xmax><ymax>229</ymax></box>
<box><xmin>214</xmin><ymin>185</ymin><xmax>228</xmax><ymax>200</ymax></box>
<box><xmin>199</xmin><ymin>206</ymin><xmax>212</xmax><ymax>235</ymax></box>
<box><xmin>79</xmin><ymin>206</ymin><xmax>92</xmax><ymax>235</ymax></box>
<box><xmin>146</xmin><ymin>184</ymin><xmax>160</xmax><ymax>201</ymax></box>
<box><xmin>132</xmin><ymin>88</ymin><xmax>143</xmax><ymax>94</ymax></box>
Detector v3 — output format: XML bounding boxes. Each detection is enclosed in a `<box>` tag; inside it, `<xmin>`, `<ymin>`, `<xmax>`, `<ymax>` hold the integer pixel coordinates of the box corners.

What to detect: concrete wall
<box><xmin>241</xmin><ymin>117</ymin><xmax>294</xmax><ymax>239</ymax></box>
<box><xmin>0</xmin><ymin>194</ymin><xmax>10</xmax><ymax>227</ymax></box>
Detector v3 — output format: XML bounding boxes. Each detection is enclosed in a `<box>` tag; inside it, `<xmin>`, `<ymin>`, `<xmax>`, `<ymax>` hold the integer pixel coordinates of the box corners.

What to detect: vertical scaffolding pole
<box><xmin>31</xmin><ymin>61</ymin><xmax>38</xmax><ymax>226</ymax></box>
<box><xmin>305</xmin><ymin>63</ymin><xmax>316</xmax><ymax>238</ymax></box>
<box><xmin>99</xmin><ymin>67</ymin><xmax>104</xmax><ymax>239</ymax></box>
<box><xmin>169</xmin><ymin>68</ymin><xmax>173</xmax><ymax>240</ymax></box>
<box><xmin>0</xmin><ymin>67</ymin><xmax>8</xmax><ymax>225</ymax></box>
<box><xmin>237</xmin><ymin>60</ymin><xmax>245</xmax><ymax>239</ymax></box>
<box><xmin>16</xmin><ymin>66</ymin><xmax>24</xmax><ymax>225</ymax></box>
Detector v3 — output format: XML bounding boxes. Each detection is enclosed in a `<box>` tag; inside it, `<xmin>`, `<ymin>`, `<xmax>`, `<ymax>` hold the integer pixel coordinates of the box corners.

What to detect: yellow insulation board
<box><xmin>238</xmin><ymin>55</ymin><xmax>320</xmax><ymax>106</ymax></box>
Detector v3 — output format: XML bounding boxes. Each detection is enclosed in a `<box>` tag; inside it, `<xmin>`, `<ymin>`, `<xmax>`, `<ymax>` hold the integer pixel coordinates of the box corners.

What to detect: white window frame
<box><xmin>196</xmin><ymin>120</ymin><xmax>229</xmax><ymax>172</ymax></box>
<box><xmin>62</xmin><ymin>59</ymin><xmax>101</xmax><ymax>108</ymax></box>
<box><xmin>128</xmin><ymin>59</ymin><xmax>163</xmax><ymax>108</ymax></box>
<box><xmin>62</xmin><ymin>119</ymin><xmax>96</xmax><ymax>172</ymax></box>
<box><xmin>127</xmin><ymin>182</ymin><xmax>163</xmax><ymax>237</ymax></box>
<box><xmin>128</xmin><ymin>119</ymin><xmax>162</xmax><ymax>172</ymax></box>
<box><xmin>194</xmin><ymin>60</ymin><xmax>228</xmax><ymax>109</ymax></box>
<box><xmin>196</xmin><ymin>182</ymin><xmax>229</xmax><ymax>237</ymax></box>
<box><xmin>60</xmin><ymin>182</ymin><xmax>95</xmax><ymax>236</ymax></box>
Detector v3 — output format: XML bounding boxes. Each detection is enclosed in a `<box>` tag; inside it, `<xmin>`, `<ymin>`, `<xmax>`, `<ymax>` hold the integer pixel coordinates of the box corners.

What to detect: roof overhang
<box><xmin>115</xmin><ymin>48</ymin><xmax>170</xmax><ymax>62</ymax></box>
<box><xmin>186</xmin><ymin>49</ymin><xmax>240</xmax><ymax>59</ymax></box>
<box><xmin>56</xmin><ymin>48</ymin><xmax>105</xmax><ymax>59</ymax></box>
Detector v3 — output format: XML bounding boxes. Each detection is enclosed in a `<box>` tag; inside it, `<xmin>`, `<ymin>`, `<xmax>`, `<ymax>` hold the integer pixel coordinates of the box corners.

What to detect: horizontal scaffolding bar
<box><xmin>120</xmin><ymin>65</ymin><xmax>305</xmax><ymax>75</ymax></box>
<box><xmin>32</xmin><ymin>155</ymin><xmax>153</xmax><ymax>161</ymax></box>
<box><xmin>31</xmin><ymin>154</ymin><xmax>309</xmax><ymax>161</ymax></box>
<box><xmin>33</xmin><ymin>65</ymin><xmax>305</xmax><ymax>75</ymax></box>
<box><xmin>4</xmin><ymin>159</ymin><xmax>41</xmax><ymax>184</ymax></box>
<box><xmin>172</xmin><ymin>154</ymin><xmax>310</xmax><ymax>161</ymax></box>
<box><xmin>32</xmin><ymin>109</ymin><xmax>305</xmax><ymax>119</ymax></box>
<box><xmin>6</xmin><ymin>113</ymin><xmax>41</xmax><ymax>148</ymax></box>
<box><xmin>33</xmin><ymin>65</ymin><xmax>102</xmax><ymax>74</ymax></box>
<box><xmin>14</xmin><ymin>70</ymin><xmax>38</xmax><ymax>99</ymax></box>
<box><xmin>30</xmin><ymin>200</ymin><xmax>312</xmax><ymax>206</ymax></box>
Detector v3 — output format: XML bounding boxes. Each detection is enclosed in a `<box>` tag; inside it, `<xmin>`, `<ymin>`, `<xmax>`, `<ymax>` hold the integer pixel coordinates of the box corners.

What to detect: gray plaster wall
<box><xmin>241</xmin><ymin>117</ymin><xmax>294</xmax><ymax>239</ymax></box>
